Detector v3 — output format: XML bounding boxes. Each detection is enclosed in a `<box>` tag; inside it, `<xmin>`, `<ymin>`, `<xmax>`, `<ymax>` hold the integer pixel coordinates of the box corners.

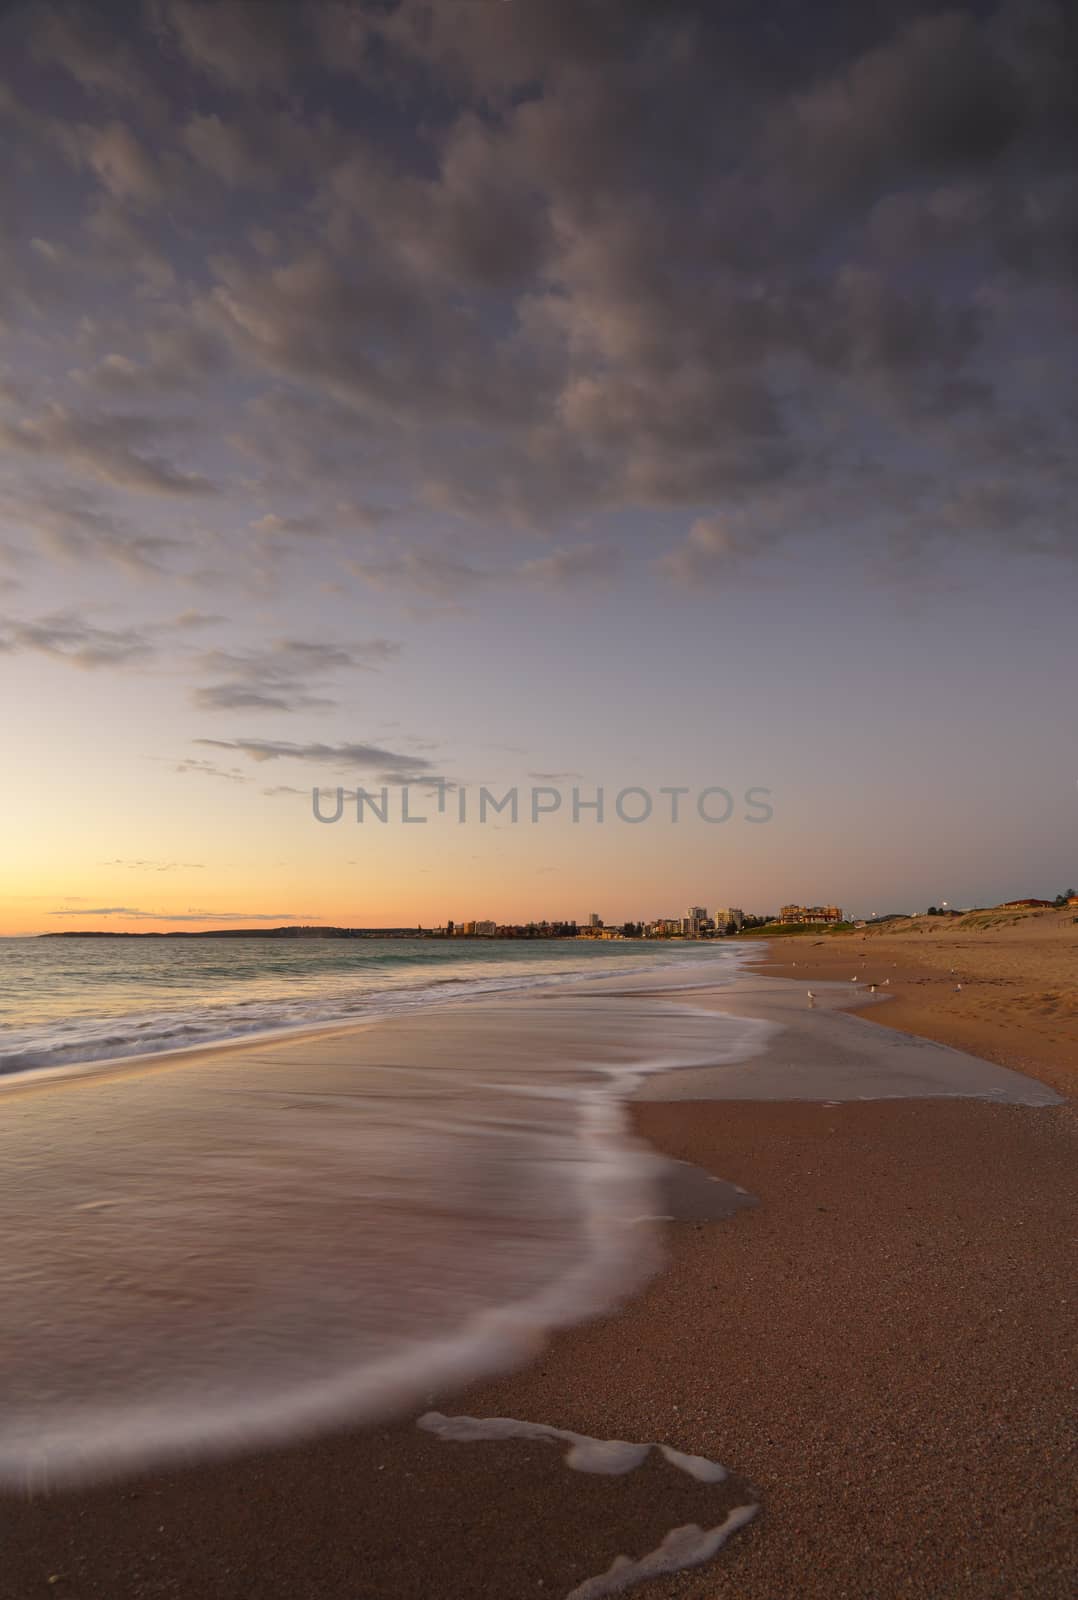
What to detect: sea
<box><xmin>0</xmin><ymin>936</ymin><xmax>770</xmax><ymax>1484</ymax></box>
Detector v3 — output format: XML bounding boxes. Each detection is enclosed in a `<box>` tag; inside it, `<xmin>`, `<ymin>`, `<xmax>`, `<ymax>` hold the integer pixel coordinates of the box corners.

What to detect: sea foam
<box><xmin>419</xmin><ymin>1411</ymin><xmax>758</xmax><ymax>1599</ymax></box>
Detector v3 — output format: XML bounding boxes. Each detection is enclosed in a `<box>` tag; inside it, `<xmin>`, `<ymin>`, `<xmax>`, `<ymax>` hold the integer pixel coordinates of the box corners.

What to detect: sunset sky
<box><xmin>2</xmin><ymin>0</ymin><xmax>1075</xmax><ymax>934</ymax></box>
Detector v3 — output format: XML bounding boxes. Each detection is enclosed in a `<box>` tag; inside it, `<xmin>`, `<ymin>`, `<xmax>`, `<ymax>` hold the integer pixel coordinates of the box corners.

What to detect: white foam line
<box><xmin>419</xmin><ymin>1412</ymin><xmax>650</xmax><ymax>1475</ymax></box>
<box><xmin>566</xmin><ymin>1506</ymin><xmax>759</xmax><ymax>1599</ymax></box>
<box><xmin>420</xmin><ymin>1411</ymin><xmax>730</xmax><ymax>1482</ymax></box>
<box><xmin>418</xmin><ymin>1412</ymin><xmax>756</xmax><ymax>1600</ymax></box>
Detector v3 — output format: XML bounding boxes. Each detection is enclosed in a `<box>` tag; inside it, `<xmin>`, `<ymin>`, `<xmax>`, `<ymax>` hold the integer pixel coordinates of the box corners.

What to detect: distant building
<box><xmin>473</xmin><ymin>920</ymin><xmax>497</xmax><ymax>936</ymax></box>
<box><xmin>714</xmin><ymin>907</ymin><xmax>744</xmax><ymax>931</ymax></box>
<box><xmin>780</xmin><ymin>904</ymin><xmax>844</xmax><ymax>925</ymax></box>
<box><xmin>587</xmin><ymin>912</ymin><xmax>602</xmax><ymax>928</ymax></box>
<box><xmin>999</xmin><ymin>898</ymin><xmax>1053</xmax><ymax>909</ymax></box>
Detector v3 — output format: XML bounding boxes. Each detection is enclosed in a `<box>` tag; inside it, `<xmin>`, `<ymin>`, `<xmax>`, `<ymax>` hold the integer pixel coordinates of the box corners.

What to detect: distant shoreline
<box><xmin>37</xmin><ymin>927</ymin><xmax>448</xmax><ymax>940</ymax></box>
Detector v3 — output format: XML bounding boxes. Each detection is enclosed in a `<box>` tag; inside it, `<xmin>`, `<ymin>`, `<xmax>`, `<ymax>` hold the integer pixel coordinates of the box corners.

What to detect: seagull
<box><xmin>807</xmin><ymin>991</ymin><xmax>816</xmax><ymax>1005</ymax></box>
<box><xmin>883</xmin><ymin>978</ymin><xmax>890</xmax><ymax>985</ymax></box>
<box><xmin>955</xmin><ymin>983</ymin><xmax>963</xmax><ymax>992</ymax></box>
<box><xmin>850</xmin><ymin>975</ymin><xmax>859</xmax><ymax>982</ymax></box>
<box><xmin>869</xmin><ymin>983</ymin><xmax>877</xmax><ymax>993</ymax></box>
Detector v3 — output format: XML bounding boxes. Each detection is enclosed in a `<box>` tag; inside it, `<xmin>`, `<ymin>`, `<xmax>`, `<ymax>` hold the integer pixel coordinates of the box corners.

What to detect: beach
<box><xmin>3</xmin><ymin>923</ymin><xmax>1076</xmax><ymax>1599</ymax></box>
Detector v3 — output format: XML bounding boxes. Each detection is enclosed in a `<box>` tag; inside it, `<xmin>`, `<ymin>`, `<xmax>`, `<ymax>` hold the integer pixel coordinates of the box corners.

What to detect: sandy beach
<box><xmin>4</xmin><ymin>920</ymin><xmax>1076</xmax><ymax>1599</ymax></box>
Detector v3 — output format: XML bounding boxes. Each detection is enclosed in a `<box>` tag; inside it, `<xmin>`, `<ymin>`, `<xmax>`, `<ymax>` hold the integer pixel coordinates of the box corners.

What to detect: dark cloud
<box><xmin>347</xmin><ymin>542</ymin><xmax>622</xmax><ymax>598</ymax></box>
<box><xmin>74</xmin><ymin>322</ymin><xmax>227</xmax><ymax>396</ymax></box>
<box><xmin>249</xmin><ymin>513</ymin><xmax>324</xmax><ymax>539</ymax></box>
<box><xmin>170</xmin><ymin>610</ymin><xmax>226</xmax><ymax>629</ymax></box>
<box><xmin>518</xmin><ymin>544</ymin><xmax>623</xmax><ymax>587</ymax></box>
<box><xmin>0</xmin><ymin>479</ymin><xmax>181</xmax><ymax>574</ymax></box>
<box><xmin>31</xmin><ymin>5</ymin><xmax>167</xmax><ymax>114</ymax></box>
<box><xmin>148</xmin><ymin>0</ymin><xmax>310</xmax><ymax>93</ymax></box>
<box><xmin>191</xmin><ymin>637</ymin><xmax>400</xmax><ymax>713</ymax></box>
<box><xmin>347</xmin><ymin>549</ymin><xmax>491</xmax><ymax>599</ymax></box>
<box><xmin>0</xmin><ymin>0</ymin><xmax>1074</xmax><ymax>577</ymax></box>
<box><xmin>661</xmin><ymin>517</ymin><xmax>765</xmax><ymax>585</ymax></box>
<box><xmin>0</xmin><ymin>479</ymin><xmax>186</xmax><ymax>574</ymax></box>
<box><xmin>0</xmin><ymin>609</ymin><xmax>153</xmax><ymax>668</ymax></box>
<box><xmin>0</xmin><ymin>405</ymin><xmax>218</xmax><ymax>497</ymax></box>
<box><xmin>173</xmin><ymin>756</ymin><xmax>245</xmax><ymax>781</ymax></box>
<box><xmin>196</xmin><ymin>738</ymin><xmax>435</xmax><ymax>773</ymax></box>
<box><xmin>48</xmin><ymin>905</ymin><xmax>312</xmax><ymax>920</ymax></box>
<box><xmin>77</xmin><ymin>120</ymin><xmax>164</xmax><ymax>207</ymax></box>
<box><xmin>768</xmin><ymin>12</ymin><xmax>1029</xmax><ymax>199</ymax></box>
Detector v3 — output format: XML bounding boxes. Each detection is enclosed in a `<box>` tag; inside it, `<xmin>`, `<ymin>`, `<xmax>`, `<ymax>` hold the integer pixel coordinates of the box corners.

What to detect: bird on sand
<box><xmin>807</xmin><ymin>991</ymin><xmax>816</xmax><ymax>1005</ymax></box>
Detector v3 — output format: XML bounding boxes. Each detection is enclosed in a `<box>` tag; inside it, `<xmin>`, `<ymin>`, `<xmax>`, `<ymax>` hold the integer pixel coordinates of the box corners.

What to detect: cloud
<box><xmin>191</xmin><ymin>637</ymin><xmax>400</xmax><ymax>713</ymax></box>
<box><xmin>151</xmin><ymin>0</ymin><xmax>307</xmax><ymax>92</ymax></box>
<box><xmin>0</xmin><ymin>479</ymin><xmax>183</xmax><ymax>575</ymax></box>
<box><xmin>75</xmin><ymin>323</ymin><xmax>226</xmax><ymax>396</ymax></box>
<box><xmin>196</xmin><ymin>738</ymin><xmax>434</xmax><ymax>773</ymax></box>
<box><xmin>250</xmin><ymin>512</ymin><xmax>324</xmax><ymax>539</ymax></box>
<box><xmin>48</xmin><ymin>905</ymin><xmax>312</xmax><ymax>921</ymax></box>
<box><xmin>0</xmin><ymin>405</ymin><xmax>219</xmax><ymax>497</ymax></box>
<box><xmin>174</xmin><ymin>756</ymin><xmax>245</xmax><ymax>782</ymax></box>
<box><xmin>0</xmin><ymin>610</ymin><xmax>153</xmax><ymax>668</ymax></box>
<box><xmin>1</xmin><ymin>0</ymin><xmax>1075</xmax><ymax>584</ymax></box>
<box><xmin>347</xmin><ymin>549</ymin><xmax>491</xmax><ymax>599</ymax></box>
<box><xmin>170</xmin><ymin>610</ymin><xmax>226</xmax><ymax>629</ymax></box>
<box><xmin>49</xmin><ymin>906</ymin><xmax>149</xmax><ymax>917</ymax></box>
<box><xmin>31</xmin><ymin>6</ymin><xmax>168</xmax><ymax>115</ymax></box>
<box><xmin>101</xmin><ymin>859</ymin><xmax>206</xmax><ymax>871</ymax></box>
<box><xmin>347</xmin><ymin>543</ymin><xmax>622</xmax><ymax>599</ymax></box>
<box><xmin>518</xmin><ymin>545</ymin><xmax>622</xmax><ymax>587</ymax></box>
<box><xmin>768</xmin><ymin>12</ymin><xmax>1029</xmax><ymax>201</ymax></box>
<box><xmin>80</xmin><ymin>121</ymin><xmax>163</xmax><ymax>206</ymax></box>
<box><xmin>661</xmin><ymin>518</ymin><xmax>761</xmax><ymax>585</ymax></box>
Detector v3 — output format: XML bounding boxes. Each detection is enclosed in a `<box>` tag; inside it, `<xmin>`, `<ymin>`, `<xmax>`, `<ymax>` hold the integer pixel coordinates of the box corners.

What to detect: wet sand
<box><xmin>3</xmin><ymin>940</ymin><xmax>1076</xmax><ymax>1599</ymax></box>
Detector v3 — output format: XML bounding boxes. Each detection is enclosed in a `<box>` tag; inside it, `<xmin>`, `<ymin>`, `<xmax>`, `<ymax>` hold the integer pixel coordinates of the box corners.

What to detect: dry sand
<box><xmin>4</xmin><ymin>915</ymin><xmax>1076</xmax><ymax>1599</ymax></box>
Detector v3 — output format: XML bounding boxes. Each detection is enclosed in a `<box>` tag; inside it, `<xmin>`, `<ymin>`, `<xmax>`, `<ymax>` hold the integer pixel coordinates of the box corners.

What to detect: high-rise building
<box><xmin>714</xmin><ymin>907</ymin><xmax>744</xmax><ymax>931</ymax></box>
<box><xmin>587</xmin><ymin>912</ymin><xmax>602</xmax><ymax>928</ymax></box>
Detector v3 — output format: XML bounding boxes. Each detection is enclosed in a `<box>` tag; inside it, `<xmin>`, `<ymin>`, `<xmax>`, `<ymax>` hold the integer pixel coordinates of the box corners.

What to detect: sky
<box><xmin>1</xmin><ymin>0</ymin><xmax>1075</xmax><ymax>934</ymax></box>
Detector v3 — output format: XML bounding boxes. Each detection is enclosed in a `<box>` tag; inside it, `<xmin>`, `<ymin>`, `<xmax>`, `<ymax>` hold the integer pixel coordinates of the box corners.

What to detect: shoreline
<box><xmin>0</xmin><ymin>945</ymin><xmax>742</xmax><ymax>1095</ymax></box>
<box><xmin>4</xmin><ymin>939</ymin><xmax>1076</xmax><ymax>1597</ymax></box>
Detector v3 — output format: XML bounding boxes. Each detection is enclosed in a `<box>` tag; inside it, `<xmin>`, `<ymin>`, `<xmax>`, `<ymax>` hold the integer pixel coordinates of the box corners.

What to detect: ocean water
<box><xmin>1</xmin><ymin>934</ymin><xmax>742</xmax><ymax>1078</ymax></box>
<box><xmin>0</xmin><ymin>938</ymin><xmax>772</xmax><ymax>1485</ymax></box>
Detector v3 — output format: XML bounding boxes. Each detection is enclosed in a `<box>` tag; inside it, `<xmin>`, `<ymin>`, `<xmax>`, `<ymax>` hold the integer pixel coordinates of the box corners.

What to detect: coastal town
<box><xmin>442</xmin><ymin>893</ymin><xmax>1078</xmax><ymax>940</ymax></box>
